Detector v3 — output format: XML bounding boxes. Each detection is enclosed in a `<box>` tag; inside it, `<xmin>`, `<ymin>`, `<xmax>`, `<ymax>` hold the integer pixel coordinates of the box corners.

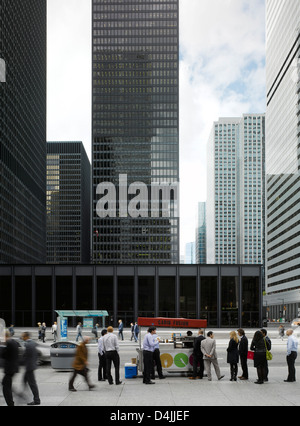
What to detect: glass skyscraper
<box><xmin>92</xmin><ymin>0</ymin><xmax>179</xmax><ymax>264</ymax></box>
<box><xmin>0</xmin><ymin>0</ymin><xmax>47</xmax><ymax>263</ymax></box>
<box><xmin>206</xmin><ymin>114</ymin><xmax>265</xmax><ymax>265</ymax></box>
<box><xmin>195</xmin><ymin>202</ymin><xmax>206</xmax><ymax>264</ymax></box>
<box><xmin>265</xmin><ymin>0</ymin><xmax>300</xmax><ymax>320</ymax></box>
<box><xmin>46</xmin><ymin>142</ymin><xmax>91</xmax><ymax>264</ymax></box>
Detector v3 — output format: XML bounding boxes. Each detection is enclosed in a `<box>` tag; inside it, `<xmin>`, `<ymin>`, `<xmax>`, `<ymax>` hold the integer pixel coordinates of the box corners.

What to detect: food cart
<box><xmin>136</xmin><ymin>317</ymin><xmax>207</xmax><ymax>376</ymax></box>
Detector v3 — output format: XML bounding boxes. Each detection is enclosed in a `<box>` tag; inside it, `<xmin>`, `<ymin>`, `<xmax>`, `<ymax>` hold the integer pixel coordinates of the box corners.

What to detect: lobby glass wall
<box><xmin>180</xmin><ymin>277</ymin><xmax>196</xmax><ymax>319</ymax></box>
<box><xmin>200</xmin><ymin>277</ymin><xmax>218</xmax><ymax>327</ymax></box>
<box><xmin>221</xmin><ymin>276</ymin><xmax>239</xmax><ymax>327</ymax></box>
<box><xmin>159</xmin><ymin>277</ymin><xmax>176</xmax><ymax>318</ymax></box>
<box><xmin>138</xmin><ymin>276</ymin><xmax>155</xmax><ymax>318</ymax></box>
<box><xmin>0</xmin><ymin>265</ymin><xmax>262</xmax><ymax>327</ymax></box>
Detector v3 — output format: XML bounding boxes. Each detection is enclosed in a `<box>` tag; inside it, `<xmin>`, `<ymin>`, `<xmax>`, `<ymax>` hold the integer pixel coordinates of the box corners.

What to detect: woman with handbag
<box><xmin>250</xmin><ymin>330</ymin><xmax>266</xmax><ymax>384</ymax></box>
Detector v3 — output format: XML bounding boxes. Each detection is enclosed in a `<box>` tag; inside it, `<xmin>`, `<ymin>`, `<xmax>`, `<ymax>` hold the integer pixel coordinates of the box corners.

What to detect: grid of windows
<box><xmin>92</xmin><ymin>0</ymin><xmax>179</xmax><ymax>264</ymax></box>
<box><xmin>46</xmin><ymin>142</ymin><xmax>91</xmax><ymax>264</ymax></box>
<box><xmin>0</xmin><ymin>0</ymin><xmax>47</xmax><ymax>263</ymax></box>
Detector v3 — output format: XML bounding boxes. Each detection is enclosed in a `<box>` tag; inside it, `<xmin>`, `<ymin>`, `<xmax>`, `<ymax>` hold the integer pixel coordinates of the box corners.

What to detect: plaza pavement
<box><xmin>1</xmin><ymin>327</ymin><xmax>300</xmax><ymax>407</ymax></box>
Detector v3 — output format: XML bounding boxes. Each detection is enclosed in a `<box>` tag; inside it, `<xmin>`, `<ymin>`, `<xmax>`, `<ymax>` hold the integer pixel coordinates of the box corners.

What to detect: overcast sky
<box><xmin>47</xmin><ymin>0</ymin><xmax>266</xmax><ymax>257</ymax></box>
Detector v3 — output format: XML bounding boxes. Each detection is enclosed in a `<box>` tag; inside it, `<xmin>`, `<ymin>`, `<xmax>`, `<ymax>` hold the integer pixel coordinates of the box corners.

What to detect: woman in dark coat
<box><xmin>227</xmin><ymin>331</ymin><xmax>239</xmax><ymax>381</ymax></box>
<box><xmin>250</xmin><ymin>330</ymin><xmax>266</xmax><ymax>384</ymax></box>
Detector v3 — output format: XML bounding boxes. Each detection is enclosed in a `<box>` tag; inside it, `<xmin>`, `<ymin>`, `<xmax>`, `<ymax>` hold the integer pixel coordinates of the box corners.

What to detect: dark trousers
<box><xmin>106</xmin><ymin>350</ymin><xmax>120</xmax><ymax>384</ymax></box>
<box><xmin>287</xmin><ymin>351</ymin><xmax>297</xmax><ymax>381</ymax></box>
<box><xmin>240</xmin><ymin>355</ymin><xmax>248</xmax><ymax>379</ymax></box>
<box><xmin>98</xmin><ymin>353</ymin><xmax>107</xmax><ymax>380</ymax></box>
<box><xmin>24</xmin><ymin>370</ymin><xmax>40</xmax><ymax>403</ymax></box>
<box><xmin>2</xmin><ymin>373</ymin><xmax>15</xmax><ymax>406</ymax></box>
<box><xmin>230</xmin><ymin>363</ymin><xmax>238</xmax><ymax>379</ymax></box>
<box><xmin>192</xmin><ymin>354</ymin><xmax>204</xmax><ymax>378</ymax></box>
<box><xmin>143</xmin><ymin>350</ymin><xmax>154</xmax><ymax>383</ymax></box>
<box><xmin>69</xmin><ymin>367</ymin><xmax>91</xmax><ymax>389</ymax></box>
<box><xmin>151</xmin><ymin>348</ymin><xmax>163</xmax><ymax>378</ymax></box>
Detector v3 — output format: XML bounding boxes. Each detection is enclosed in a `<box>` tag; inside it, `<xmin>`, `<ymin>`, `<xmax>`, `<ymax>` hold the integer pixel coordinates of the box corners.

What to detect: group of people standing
<box><xmin>190</xmin><ymin>327</ymin><xmax>298</xmax><ymax>384</ymax></box>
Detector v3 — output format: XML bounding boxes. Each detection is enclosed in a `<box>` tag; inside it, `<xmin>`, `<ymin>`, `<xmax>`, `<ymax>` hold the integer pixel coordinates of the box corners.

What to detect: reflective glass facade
<box><xmin>206</xmin><ymin>115</ymin><xmax>265</xmax><ymax>265</ymax></box>
<box><xmin>46</xmin><ymin>142</ymin><xmax>91</xmax><ymax>264</ymax></box>
<box><xmin>92</xmin><ymin>0</ymin><xmax>179</xmax><ymax>264</ymax></box>
<box><xmin>265</xmin><ymin>1</ymin><xmax>300</xmax><ymax>317</ymax></box>
<box><xmin>195</xmin><ymin>202</ymin><xmax>206</xmax><ymax>264</ymax></box>
<box><xmin>0</xmin><ymin>0</ymin><xmax>47</xmax><ymax>263</ymax></box>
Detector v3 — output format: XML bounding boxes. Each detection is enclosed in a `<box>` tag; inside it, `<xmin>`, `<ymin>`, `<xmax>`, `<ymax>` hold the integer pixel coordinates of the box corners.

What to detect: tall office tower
<box><xmin>206</xmin><ymin>114</ymin><xmax>265</xmax><ymax>265</ymax></box>
<box><xmin>92</xmin><ymin>0</ymin><xmax>179</xmax><ymax>264</ymax></box>
<box><xmin>46</xmin><ymin>142</ymin><xmax>91</xmax><ymax>264</ymax></box>
<box><xmin>195</xmin><ymin>202</ymin><xmax>206</xmax><ymax>264</ymax></box>
<box><xmin>265</xmin><ymin>1</ymin><xmax>300</xmax><ymax>319</ymax></box>
<box><xmin>184</xmin><ymin>242</ymin><xmax>195</xmax><ymax>264</ymax></box>
<box><xmin>0</xmin><ymin>0</ymin><xmax>47</xmax><ymax>263</ymax></box>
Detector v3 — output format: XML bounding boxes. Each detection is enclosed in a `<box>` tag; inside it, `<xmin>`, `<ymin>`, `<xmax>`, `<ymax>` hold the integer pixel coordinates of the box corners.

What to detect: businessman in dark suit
<box><xmin>189</xmin><ymin>329</ymin><xmax>205</xmax><ymax>379</ymax></box>
<box><xmin>1</xmin><ymin>331</ymin><xmax>19</xmax><ymax>406</ymax></box>
<box><xmin>237</xmin><ymin>328</ymin><xmax>249</xmax><ymax>380</ymax></box>
<box><xmin>21</xmin><ymin>332</ymin><xmax>41</xmax><ymax>405</ymax></box>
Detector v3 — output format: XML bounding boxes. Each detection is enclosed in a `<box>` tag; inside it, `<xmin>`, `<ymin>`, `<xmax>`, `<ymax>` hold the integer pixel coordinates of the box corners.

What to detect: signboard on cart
<box><xmin>137</xmin><ymin>317</ymin><xmax>207</xmax><ymax>329</ymax></box>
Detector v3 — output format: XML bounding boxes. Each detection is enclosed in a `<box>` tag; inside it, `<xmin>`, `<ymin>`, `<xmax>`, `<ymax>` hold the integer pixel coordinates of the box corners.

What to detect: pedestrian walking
<box><xmin>1</xmin><ymin>331</ymin><xmax>19</xmax><ymax>406</ymax></box>
<box><xmin>261</xmin><ymin>328</ymin><xmax>272</xmax><ymax>381</ymax></box>
<box><xmin>142</xmin><ymin>326</ymin><xmax>157</xmax><ymax>384</ymax></box>
<box><xmin>118</xmin><ymin>319</ymin><xmax>124</xmax><ymax>341</ymax></box>
<box><xmin>37</xmin><ymin>322</ymin><xmax>42</xmax><ymax>341</ymax></box>
<box><xmin>51</xmin><ymin>322</ymin><xmax>57</xmax><ymax>342</ymax></box>
<box><xmin>189</xmin><ymin>329</ymin><xmax>205</xmax><ymax>380</ymax></box>
<box><xmin>285</xmin><ymin>329</ymin><xmax>298</xmax><ymax>382</ymax></box>
<box><xmin>98</xmin><ymin>329</ymin><xmax>107</xmax><ymax>381</ymax></box>
<box><xmin>102</xmin><ymin>326</ymin><xmax>122</xmax><ymax>385</ymax></box>
<box><xmin>69</xmin><ymin>337</ymin><xmax>95</xmax><ymax>391</ymax></box>
<box><xmin>40</xmin><ymin>322</ymin><xmax>46</xmax><ymax>343</ymax></box>
<box><xmin>130</xmin><ymin>323</ymin><xmax>134</xmax><ymax>341</ymax></box>
<box><xmin>250</xmin><ymin>330</ymin><xmax>266</xmax><ymax>384</ymax></box>
<box><xmin>92</xmin><ymin>323</ymin><xmax>99</xmax><ymax>340</ymax></box>
<box><xmin>8</xmin><ymin>325</ymin><xmax>15</xmax><ymax>337</ymax></box>
<box><xmin>134</xmin><ymin>322</ymin><xmax>139</xmax><ymax>342</ymax></box>
<box><xmin>21</xmin><ymin>332</ymin><xmax>41</xmax><ymax>405</ymax></box>
<box><xmin>151</xmin><ymin>335</ymin><xmax>165</xmax><ymax>380</ymax></box>
<box><xmin>279</xmin><ymin>325</ymin><xmax>285</xmax><ymax>340</ymax></box>
<box><xmin>76</xmin><ymin>322</ymin><xmax>83</xmax><ymax>342</ymax></box>
<box><xmin>227</xmin><ymin>331</ymin><xmax>239</xmax><ymax>381</ymax></box>
<box><xmin>201</xmin><ymin>331</ymin><xmax>224</xmax><ymax>381</ymax></box>
<box><xmin>237</xmin><ymin>328</ymin><xmax>248</xmax><ymax>380</ymax></box>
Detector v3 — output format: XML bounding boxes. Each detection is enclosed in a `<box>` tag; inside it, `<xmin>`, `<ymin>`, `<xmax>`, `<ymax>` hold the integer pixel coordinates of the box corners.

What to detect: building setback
<box><xmin>206</xmin><ymin>115</ymin><xmax>265</xmax><ymax>266</ymax></box>
<box><xmin>92</xmin><ymin>0</ymin><xmax>180</xmax><ymax>264</ymax></box>
<box><xmin>264</xmin><ymin>0</ymin><xmax>300</xmax><ymax>320</ymax></box>
<box><xmin>46</xmin><ymin>142</ymin><xmax>91</xmax><ymax>264</ymax></box>
<box><xmin>0</xmin><ymin>0</ymin><xmax>47</xmax><ymax>263</ymax></box>
<box><xmin>0</xmin><ymin>264</ymin><xmax>262</xmax><ymax>329</ymax></box>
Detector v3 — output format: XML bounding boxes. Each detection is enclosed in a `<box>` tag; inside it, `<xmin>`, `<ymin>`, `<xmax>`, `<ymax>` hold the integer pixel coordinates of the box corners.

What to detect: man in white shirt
<box><xmin>285</xmin><ymin>329</ymin><xmax>299</xmax><ymax>382</ymax></box>
<box><xmin>98</xmin><ymin>329</ymin><xmax>107</xmax><ymax>381</ymax></box>
<box><xmin>102</xmin><ymin>326</ymin><xmax>122</xmax><ymax>385</ymax></box>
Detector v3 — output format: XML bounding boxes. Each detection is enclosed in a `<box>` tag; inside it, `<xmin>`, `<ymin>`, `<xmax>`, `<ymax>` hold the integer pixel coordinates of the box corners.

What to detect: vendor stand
<box><xmin>136</xmin><ymin>317</ymin><xmax>207</xmax><ymax>376</ymax></box>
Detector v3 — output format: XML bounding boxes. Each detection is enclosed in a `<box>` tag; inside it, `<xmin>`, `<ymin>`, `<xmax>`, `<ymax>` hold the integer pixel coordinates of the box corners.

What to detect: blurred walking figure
<box><xmin>118</xmin><ymin>319</ymin><xmax>124</xmax><ymax>341</ymax></box>
<box><xmin>134</xmin><ymin>322</ymin><xmax>139</xmax><ymax>343</ymax></box>
<box><xmin>37</xmin><ymin>322</ymin><xmax>42</xmax><ymax>341</ymax></box>
<box><xmin>103</xmin><ymin>326</ymin><xmax>122</xmax><ymax>385</ymax></box>
<box><xmin>227</xmin><ymin>331</ymin><xmax>239</xmax><ymax>381</ymax></box>
<box><xmin>40</xmin><ymin>322</ymin><xmax>46</xmax><ymax>343</ymax></box>
<box><xmin>285</xmin><ymin>329</ymin><xmax>298</xmax><ymax>382</ymax></box>
<box><xmin>21</xmin><ymin>332</ymin><xmax>41</xmax><ymax>405</ymax></box>
<box><xmin>237</xmin><ymin>328</ymin><xmax>248</xmax><ymax>380</ymax></box>
<box><xmin>92</xmin><ymin>323</ymin><xmax>99</xmax><ymax>340</ymax></box>
<box><xmin>1</xmin><ymin>331</ymin><xmax>19</xmax><ymax>406</ymax></box>
<box><xmin>76</xmin><ymin>322</ymin><xmax>83</xmax><ymax>342</ymax></box>
<box><xmin>201</xmin><ymin>331</ymin><xmax>224</xmax><ymax>381</ymax></box>
<box><xmin>130</xmin><ymin>323</ymin><xmax>134</xmax><ymax>341</ymax></box>
<box><xmin>98</xmin><ymin>329</ymin><xmax>107</xmax><ymax>381</ymax></box>
<box><xmin>250</xmin><ymin>330</ymin><xmax>266</xmax><ymax>384</ymax></box>
<box><xmin>279</xmin><ymin>325</ymin><xmax>285</xmax><ymax>340</ymax></box>
<box><xmin>51</xmin><ymin>322</ymin><xmax>57</xmax><ymax>342</ymax></box>
<box><xmin>69</xmin><ymin>336</ymin><xmax>95</xmax><ymax>391</ymax></box>
<box><xmin>8</xmin><ymin>325</ymin><xmax>15</xmax><ymax>337</ymax></box>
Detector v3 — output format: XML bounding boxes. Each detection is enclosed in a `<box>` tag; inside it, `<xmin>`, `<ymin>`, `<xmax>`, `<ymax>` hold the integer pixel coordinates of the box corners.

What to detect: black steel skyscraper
<box><xmin>92</xmin><ymin>0</ymin><xmax>179</xmax><ymax>264</ymax></box>
<box><xmin>0</xmin><ymin>0</ymin><xmax>47</xmax><ymax>263</ymax></box>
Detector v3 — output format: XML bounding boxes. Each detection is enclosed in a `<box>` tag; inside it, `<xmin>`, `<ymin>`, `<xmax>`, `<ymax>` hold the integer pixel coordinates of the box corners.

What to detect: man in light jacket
<box><xmin>201</xmin><ymin>331</ymin><xmax>224</xmax><ymax>381</ymax></box>
<box><xmin>21</xmin><ymin>332</ymin><xmax>41</xmax><ymax>405</ymax></box>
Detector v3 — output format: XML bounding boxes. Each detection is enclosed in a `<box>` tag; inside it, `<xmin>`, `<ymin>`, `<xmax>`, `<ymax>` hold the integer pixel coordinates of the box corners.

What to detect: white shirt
<box><xmin>102</xmin><ymin>332</ymin><xmax>119</xmax><ymax>352</ymax></box>
<box><xmin>98</xmin><ymin>336</ymin><xmax>104</xmax><ymax>355</ymax></box>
